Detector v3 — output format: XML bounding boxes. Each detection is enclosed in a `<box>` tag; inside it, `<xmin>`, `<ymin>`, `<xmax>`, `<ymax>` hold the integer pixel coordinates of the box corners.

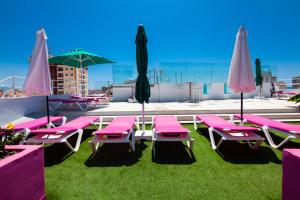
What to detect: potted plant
<box><xmin>0</xmin><ymin>123</ymin><xmax>23</xmax><ymax>159</ymax></box>
<box><xmin>0</xmin><ymin>123</ymin><xmax>46</xmax><ymax>200</ymax></box>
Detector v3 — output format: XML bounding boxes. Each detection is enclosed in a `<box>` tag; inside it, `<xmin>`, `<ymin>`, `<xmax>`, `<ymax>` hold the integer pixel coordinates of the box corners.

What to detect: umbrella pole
<box><xmin>46</xmin><ymin>96</ymin><xmax>50</xmax><ymax>123</ymax></box>
<box><xmin>240</xmin><ymin>92</ymin><xmax>243</xmax><ymax>123</ymax></box>
<box><xmin>142</xmin><ymin>102</ymin><xmax>145</xmax><ymax>132</ymax></box>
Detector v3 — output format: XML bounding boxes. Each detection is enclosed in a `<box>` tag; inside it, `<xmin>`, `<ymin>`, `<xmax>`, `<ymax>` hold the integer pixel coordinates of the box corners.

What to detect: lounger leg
<box><xmin>208</xmin><ymin>127</ymin><xmax>223</xmax><ymax>150</ymax></box>
<box><xmin>76</xmin><ymin>103</ymin><xmax>88</xmax><ymax>111</ymax></box>
<box><xmin>262</xmin><ymin>126</ymin><xmax>293</xmax><ymax>148</ymax></box>
<box><xmin>64</xmin><ymin>129</ymin><xmax>83</xmax><ymax>152</ymax></box>
<box><xmin>151</xmin><ymin>140</ymin><xmax>155</xmax><ymax>150</ymax></box>
<box><xmin>61</xmin><ymin>117</ymin><xmax>67</xmax><ymax>125</ymax></box>
<box><xmin>187</xmin><ymin>140</ymin><xmax>194</xmax><ymax>151</ymax></box>
<box><xmin>131</xmin><ymin>130</ymin><xmax>135</xmax><ymax>152</ymax></box>
<box><xmin>193</xmin><ymin>115</ymin><xmax>198</xmax><ymax>130</ymax></box>
<box><xmin>49</xmin><ymin>102</ymin><xmax>62</xmax><ymax>111</ymax></box>
<box><xmin>247</xmin><ymin>140</ymin><xmax>263</xmax><ymax>150</ymax></box>
<box><xmin>229</xmin><ymin>114</ymin><xmax>234</xmax><ymax>124</ymax></box>
<box><xmin>89</xmin><ymin>139</ymin><xmax>101</xmax><ymax>153</ymax></box>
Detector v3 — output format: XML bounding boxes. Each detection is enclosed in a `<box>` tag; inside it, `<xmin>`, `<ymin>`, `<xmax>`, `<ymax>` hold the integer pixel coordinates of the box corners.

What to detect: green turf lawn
<box><xmin>44</xmin><ymin>124</ymin><xmax>300</xmax><ymax>200</ymax></box>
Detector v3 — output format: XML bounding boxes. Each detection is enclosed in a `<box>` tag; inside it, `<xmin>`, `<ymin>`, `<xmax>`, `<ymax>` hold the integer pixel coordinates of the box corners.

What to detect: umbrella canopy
<box><xmin>135</xmin><ymin>25</ymin><xmax>150</xmax><ymax>133</ymax></box>
<box><xmin>48</xmin><ymin>48</ymin><xmax>114</xmax><ymax>68</ymax></box>
<box><xmin>227</xmin><ymin>26</ymin><xmax>256</xmax><ymax>122</ymax></box>
<box><xmin>135</xmin><ymin>25</ymin><xmax>150</xmax><ymax>103</ymax></box>
<box><xmin>23</xmin><ymin>28</ymin><xmax>51</xmax><ymax>122</ymax></box>
<box><xmin>135</xmin><ymin>25</ymin><xmax>150</xmax><ymax>104</ymax></box>
<box><xmin>228</xmin><ymin>26</ymin><xmax>256</xmax><ymax>93</ymax></box>
<box><xmin>255</xmin><ymin>58</ymin><xmax>263</xmax><ymax>86</ymax></box>
<box><xmin>23</xmin><ymin>28</ymin><xmax>51</xmax><ymax>96</ymax></box>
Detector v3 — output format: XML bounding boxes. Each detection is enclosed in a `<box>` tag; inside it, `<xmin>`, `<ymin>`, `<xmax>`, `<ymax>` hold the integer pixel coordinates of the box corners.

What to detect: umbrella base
<box><xmin>135</xmin><ymin>130</ymin><xmax>153</xmax><ymax>141</ymax></box>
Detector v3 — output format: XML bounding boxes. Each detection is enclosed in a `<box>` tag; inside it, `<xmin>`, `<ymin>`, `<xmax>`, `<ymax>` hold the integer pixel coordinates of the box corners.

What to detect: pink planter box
<box><xmin>282</xmin><ymin>149</ymin><xmax>300</xmax><ymax>200</ymax></box>
<box><xmin>0</xmin><ymin>145</ymin><xmax>45</xmax><ymax>200</ymax></box>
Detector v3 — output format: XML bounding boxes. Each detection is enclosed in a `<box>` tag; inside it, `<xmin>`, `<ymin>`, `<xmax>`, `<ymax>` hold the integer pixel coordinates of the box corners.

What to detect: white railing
<box><xmin>0</xmin><ymin>76</ymin><xmax>26</xmax><ymax>98</ymax></box>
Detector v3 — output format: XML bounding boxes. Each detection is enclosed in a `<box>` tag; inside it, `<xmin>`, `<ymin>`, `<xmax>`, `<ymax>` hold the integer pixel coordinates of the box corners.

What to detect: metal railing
<box><xmin>112</xmin><ymin>62</ymin><xmax>278</xmax><ymax>86</ymax></box>
<box><xmin>0</xmin><ymin>76</ymin><xmax>26</xmax><ymax>98</ymax></box>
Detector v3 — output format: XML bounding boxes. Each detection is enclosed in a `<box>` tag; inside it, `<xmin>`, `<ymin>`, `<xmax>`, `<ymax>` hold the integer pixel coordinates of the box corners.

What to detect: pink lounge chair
<box><xmin>152</xmin><ymin>116</ymin><xmax>194</xmax><ymax>151</ymax></box>
<box><xmin>49</xmin><ymin>98</ymin><xmax>97</xmax><ymax>111</ymax></box>
<box><xmin>2</xmin><ymin>116</ymin><xmax>66</xmax><ymax>132</ymax></box>
<box><xmin>26</xmin><ymin>116</ymin><xmax>100</xmax><ymax>152</ymax></box>
<box><xmin>194</xmin><ymin>115</ymin><xmax>263</xmax><ymax>150</ymax></box>
<box><xmin>1</xmin><ymin>116</ymin><xmax>67</xmax><ymax>143</ymax></box>
<box><xmin>71</xmin><ymin>95</ymin><xmax>110</xmax><ymax>105</ymax></box>
<box><xmin>276</xmin><ymin>90</ymin><xmax>298</xmax><ymax>99</ymax></box>
<box><xmin>234</xmin><ymin>114</ymin><xmax>300</xmax><ymax>148</ymax></box>
<box><xmin>89</xmin><ymin>116</ymin><xmax>138</xmax><ymax>152</ymax></box>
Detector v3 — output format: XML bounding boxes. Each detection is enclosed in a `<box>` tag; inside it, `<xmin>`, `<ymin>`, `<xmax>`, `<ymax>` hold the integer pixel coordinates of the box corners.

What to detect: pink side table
<box><xmin>282</xmin><ymin>149</ymin><xmax>300</xmax><ymax>200</ymax></box>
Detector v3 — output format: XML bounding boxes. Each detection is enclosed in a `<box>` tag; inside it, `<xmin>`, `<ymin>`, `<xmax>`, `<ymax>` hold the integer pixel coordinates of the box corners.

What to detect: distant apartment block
<box><xmin>292</xmin><ymin>76</ymin><xmax>300</xmax><ymax>89</ymax></box>
<box><xmin>49</xmin><ymin>64</ymin><xmax>88</xmax><ymax>95</ymax></box>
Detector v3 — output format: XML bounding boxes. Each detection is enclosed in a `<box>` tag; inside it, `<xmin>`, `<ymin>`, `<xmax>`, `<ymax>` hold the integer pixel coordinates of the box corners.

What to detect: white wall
<box><xmin>112</xmin><ymin>82</ymin><xmax>271</xmax><ymax>102</ymax></box>
<box><xmin>112</xmin><ymin>86</ymin><xmax>134</xmax><ymax>101</ymax></box>
<box><xmin>0</xmin><ymin>96</ymin><xmax>46</xmax><ymax>125</ymax></box>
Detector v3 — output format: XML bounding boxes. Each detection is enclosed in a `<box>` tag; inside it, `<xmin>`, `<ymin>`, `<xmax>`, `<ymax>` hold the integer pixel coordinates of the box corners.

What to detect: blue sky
<box><xmin>0</xmin><ymin>0</ymin><xmax>299</xmax><ymax>88</ymax></box>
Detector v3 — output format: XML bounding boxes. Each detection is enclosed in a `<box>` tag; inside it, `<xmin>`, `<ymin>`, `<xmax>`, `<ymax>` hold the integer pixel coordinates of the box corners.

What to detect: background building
<box><xmin>49</xmin><ymin>64</ymin><xmax>88</xmax><ymax>95</ymax></box>
<box><xmin>292</xmin><ymin>76</ymin><xmax>300</xmax><ymax>89</ymax></box>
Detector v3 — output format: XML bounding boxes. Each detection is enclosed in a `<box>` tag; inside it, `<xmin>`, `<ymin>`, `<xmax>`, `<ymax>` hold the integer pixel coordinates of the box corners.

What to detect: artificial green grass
<box><xmin>44</xmin><ymin>124</ymin><xmax>300</xmax><ymax>200</ymax></box>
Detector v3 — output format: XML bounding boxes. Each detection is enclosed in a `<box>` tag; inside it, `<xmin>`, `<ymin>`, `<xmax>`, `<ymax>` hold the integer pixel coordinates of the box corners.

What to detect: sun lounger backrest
<box><xmin>63</xmin><ymin>116</ymin><xmax>99</xmax><ymax>128</ymax></box>
<box><xmin>154</xmin><ymin>116</ymin><xmax>182</xmax><ymax>129</ymax></box>
<box><xmin>197</xmin><ymin>114</ymin><xmax>258</xmax><ymax>131</ymax></box>
<box><xmin>235</xmin><ymin>114</ymin><xmax>300</xmax><ymax>133</ymax></box>
<box><xmin>197</xmin><ymin>115</ymin><xmax>232</xmax><ymax>127</ymax></box>
<box><xmin>13</xmin><ymin>116</ymin><xmax>64</xmax><ymax>130</ymax></box>
<box><xmin>94</xmin><ymin>116</ymin><xmax>136</xmax><ymax>135</ymax></box>
<box><xmin>107</xmin><ymin>117</ymin><xmax>136</xmax><ymax>129</ymax></box>
<box><xmin>153</xmin><ymin>116</ymin><xmax>189</xmax><ymax>134</ymax></box>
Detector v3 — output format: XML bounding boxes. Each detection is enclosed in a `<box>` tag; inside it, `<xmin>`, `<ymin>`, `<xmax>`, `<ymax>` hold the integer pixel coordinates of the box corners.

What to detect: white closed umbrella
<box><xmin>23</xmin><ymin>28</ymin><xmax>51</xmax><ymax>122</ymax></box>
<box><xmin>227</xmin><ymin>25</ymin><xmax>256</xmax><ymax>122</ymax></box>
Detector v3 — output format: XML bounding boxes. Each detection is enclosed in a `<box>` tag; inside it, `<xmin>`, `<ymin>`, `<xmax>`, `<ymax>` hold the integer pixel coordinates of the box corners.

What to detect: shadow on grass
<box><xmin>152</xmin><ymin>142</ymin><xmax>196</xmax><ymax>164</ymax></box>
<box><xmin>44</xmin><ymin>129</ymin><xmax>94</xmax><ymax>167</ymax></box>
<box><xmin>196</xmin><ymin>128</ymin><xmax>281</xmax><ymax>164</ymax></box>
<box><xmin>84</xmin><ymin>142</ymin><xmax>146</xmax><ymax>167</ymax></box>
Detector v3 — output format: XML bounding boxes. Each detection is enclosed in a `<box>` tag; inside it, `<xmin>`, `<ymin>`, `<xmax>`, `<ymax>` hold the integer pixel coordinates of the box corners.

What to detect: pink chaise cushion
<box><xmin>30</xmin><ymin>116</ymin><xmax>99</xmax><ymax>134</ymax></box>
<box><xmin>6</xmin><ymin>116</ymin><xmax>64</xmax><ymax>131</ymax></box>
<box><xmin>234</xmin><ymin>114</ymin><xmax>300</xmax><ymax>134</ymax></box>
<box><xmin>197</xmin><ymin>114</ymin><xmax>259</xmax><ymax>132</ymax></box>
<box><xmin>154</xmin><ymin>116</ymin><xmax>189</xmax><ymax>135</ymax></box>
<box><xmin>94</xmin><ymin>116</ymin><xmax>136</xmax><ymax>136</ymax></box>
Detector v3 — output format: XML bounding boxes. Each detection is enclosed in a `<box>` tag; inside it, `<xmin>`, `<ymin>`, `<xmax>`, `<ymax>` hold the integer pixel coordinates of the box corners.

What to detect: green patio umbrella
<box><xmin>255</xmin><ymin>58</ymin><xmax>263</xmax><ymax>97</ymax></box>
<box><xmin>135</xmin><ymin>25</ymin><xmax>151</xmax><ymax>133</ymax></box>
<box><xmin>49</xmin><ymin>48</ymin><xmax>114</xmax><ymax>95</ymax></box>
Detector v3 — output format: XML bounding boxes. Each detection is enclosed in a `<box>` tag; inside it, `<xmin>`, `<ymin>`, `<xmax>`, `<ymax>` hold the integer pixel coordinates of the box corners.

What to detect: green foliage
<box><xmin>0</xmin><ymin>129</ymin><xmax>23</xmax><ymax>159</ymax></box>
<box><xmin>288</xmin><ymin>94</ymin><xmax>300</xmax><ymax>103</ymax></box>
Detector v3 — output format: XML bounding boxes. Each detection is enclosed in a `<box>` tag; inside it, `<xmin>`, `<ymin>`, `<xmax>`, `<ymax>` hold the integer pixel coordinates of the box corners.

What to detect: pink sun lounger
<box><xmin>194</xmin><ymin>115</ymin><xmax>263</xmax><ymax>150</ymax></box>
<box><xmin>89</xmin><ymin>116</ymin><xmax>138</xmax><ymax>152</ymax></box>
<box><xmin>71</xmin><ymin>94</ymin><xmax>110</xmax><ymax>104</ymax></box>
<box><xmin>1</xmin><ymin>116</ymin><xmax>66</xmax><ymax>132</ymax></box>
<box><xmin>152</xmin><ymin>116</ymin><xmax>194</xmax><ymax>151</ymax></box>
<box><xmin>234</xmin><ymin>114</ymin><xmax>300</xmax><ymax>148</ymax></box>
<box><xmin>26</xmin><ymin>116</ymin><xmax>100</xmax><ymax>152</ymax></box>
<box><xmin>48</xmin><ymin>98</ymin><xmax>98</xmax><ymax>111</ymax></box>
